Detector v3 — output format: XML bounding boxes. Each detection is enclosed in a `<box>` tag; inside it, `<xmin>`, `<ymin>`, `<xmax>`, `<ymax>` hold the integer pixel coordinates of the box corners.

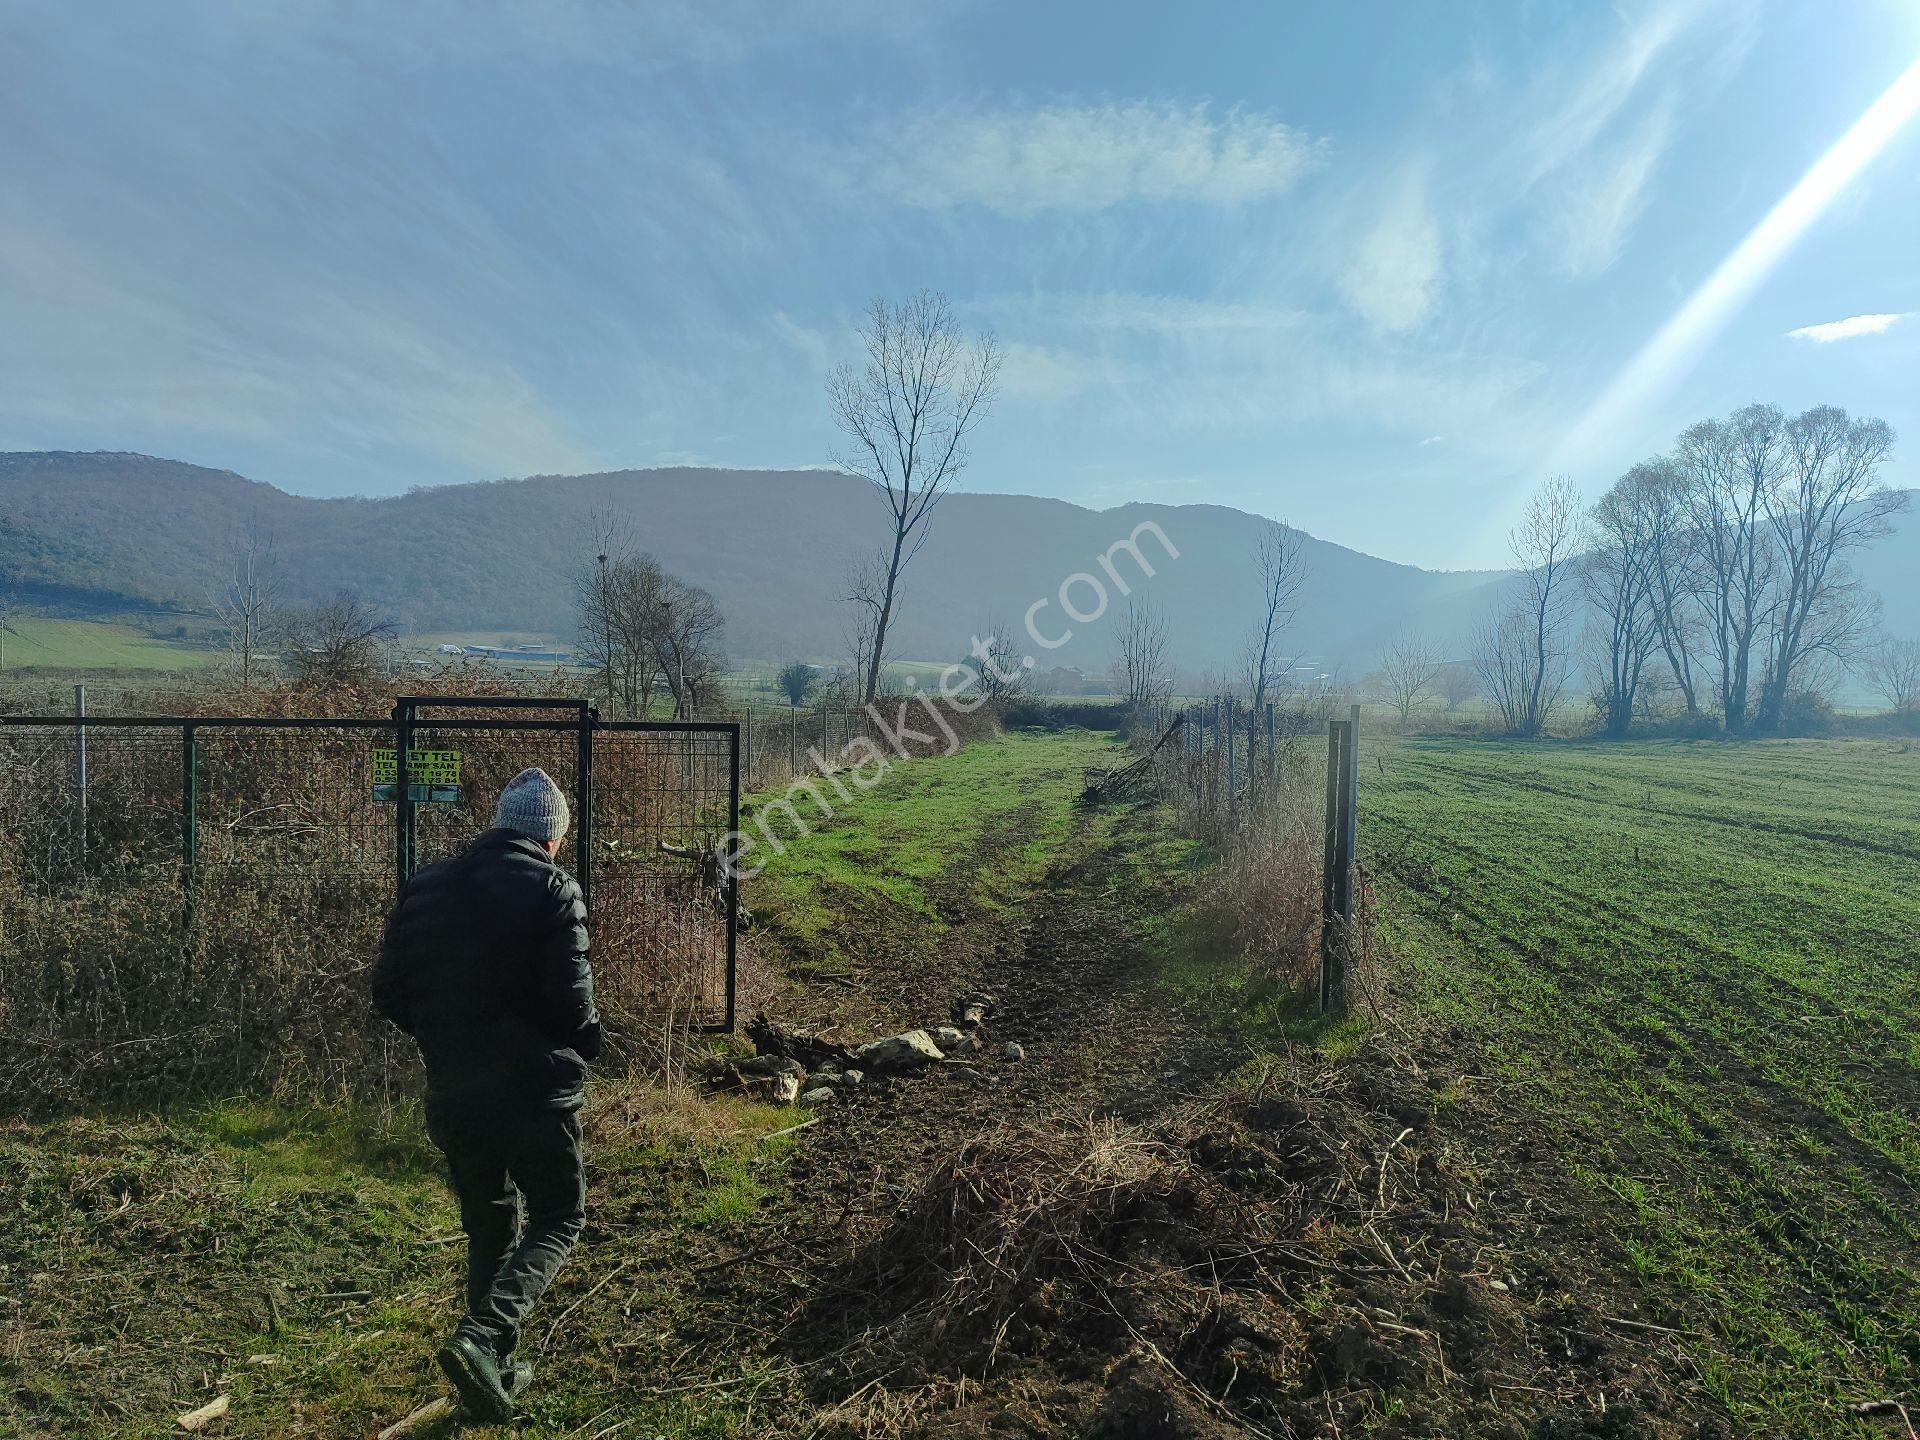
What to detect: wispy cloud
<box><xmin>1547</xmin><ymin>96</ymin><xmax>1674</xmax><ymax>276</ymax></box>
<box><xmin>854</xmin><ymin>102</ymin><xmax>1323</xmax><ymax>215</ymax></box>
<box><xmin>1786</xmin><ymin>312</ymin><xmax>1912</xmax><ymax>343</ymax></box>
<box><xmin>1338</xmin><ymin>168</ymin><xmax>1443</xmax><ymax>333</ymax></box>
<box><xmin>1419</xmin><ymin>434</ymin><xmax>1445</xmax><ymax>447</ymax></box>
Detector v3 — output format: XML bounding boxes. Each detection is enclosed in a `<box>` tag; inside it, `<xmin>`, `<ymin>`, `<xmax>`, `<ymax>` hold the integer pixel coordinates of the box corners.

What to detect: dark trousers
<box><xmin>427</xmin><ymin>1100</ymin><xmax>586</xmax><ymax>1358</ymax></box>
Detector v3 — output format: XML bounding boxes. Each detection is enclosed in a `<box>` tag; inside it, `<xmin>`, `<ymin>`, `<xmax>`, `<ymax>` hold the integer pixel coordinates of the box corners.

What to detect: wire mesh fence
<box><xmin>0</xmin><ymin>705</ymin><xmax>737</xmax><ymax>1103</ymax></box>
<box><xmin>734</xmin><ymin>702</ymin><xmax>874</xmax><ymax>794</ymax></box>
<box><xmin>1139</xmin><ymin>694</ymin><xmax>1334</xmax><ymax>815</ymax></box>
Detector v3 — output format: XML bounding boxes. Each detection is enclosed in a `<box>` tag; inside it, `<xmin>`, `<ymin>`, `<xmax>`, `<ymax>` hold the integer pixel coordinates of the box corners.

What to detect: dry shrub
<box><xmin>804</xmin><ymin>1045</ymin><xmax>1683</xmax><ymax>1439</ymax></box>
<box><xmin>1130</xmin><ymin>709</ymin><xmax>1336</xmax><ymax>996</ymax></box>
<box><xmin>825</xmin><ymin>1116</ymin><xmax>1273</xmax><ymax>1381</ymax></box>
<box><xmin>0</xmin><ymin>674</ymin><xmax>740</xmax><ymax>1106</ymax></box>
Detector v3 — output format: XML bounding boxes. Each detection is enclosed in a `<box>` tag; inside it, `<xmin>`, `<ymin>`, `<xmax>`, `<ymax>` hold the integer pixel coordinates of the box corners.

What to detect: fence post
<box><xmin>725</xmin><ymin>721</ymin><xmax>740</xmax><ymax>1033</ymax></box>
<box><xmin>1227</xmin><ymin>696</ymin><xmax>1237</xmax><ymax>793</ymax></box>
<box><xmin>1321</xmin><ymin>717</ymin><xmax>1351</xmax><ymax>1014</ymax></box>
<box><xmin>73</xmin><ymin>683</ymin><xmax>87</xmax><ymax>867</ymax></box>
<box><xmin>1267</xmin><ymin>702</ymin><xmax>1276</xmax><ymax>782</ymax></box>
<box><xmin>1320</xmin><ymin>706</ymin><xmax>1362</xmax><ymax>1014</ymax></box>
<box><xmin>393</xmin><ymin>700</ymin><xmax>415</xmax><ymax>892</ymax></box>
<box><xmin>575</xmin><ymin>703</ymin><xmax>594</xmax><ymax>907</ymax></box>
<box><xmin>789</xmin><ymin>704</ymin><xmax>798</xmax><ymax>774</ymax></box>
<box><xmin>180</xmin><ymin>721</ymin><xmax>197</xmax><ymax>930</ymax></box>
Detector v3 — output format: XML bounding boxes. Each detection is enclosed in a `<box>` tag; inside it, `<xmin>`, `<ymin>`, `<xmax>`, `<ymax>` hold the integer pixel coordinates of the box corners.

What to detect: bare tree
<box><xmin>1754</xmin><ymin>407</ymin><xmax>1903</xmax><ymax>730</ymax></box>
<box><xmin>284</xmin><ymin>591</ymin><xmax>396</xmax><ymax>689</ymax></box>
<box><xmin>1675</xmin><ymin>405</ymin><xmax>1782</xmax><ymax>732</ymax></box>
<box><xmin>213</xmin><ymin>512</ymin><xmax>284</xmax><ymax>689</ymax></box>
<box><xmin>828</xmin><ymin>290</ymin><xmax>1001</xmax><ymax>704</ymax></box>
<box><xmin>1113</xmin><ymin>598</ymin><xmax>1171</xmax><ymax>711</ymax></box>
<box><xmin>959</xmin><ymin>619</ymin><xmax>1029</xmax><ymax>704</ymax></box>
<box><xmin>650</xmin><ymin>575</ymin><xmax>726</xmax><ymax>720</ymax></box>
<box><xmin>1863</xmin><ymin>636</ymin><xmax>1920</xmax><ymax>713</ymax></box>
<box><xmin>1377</xmin><ymin>631</ymin><xmax>1443</xmax><ymax>724</ymax></box>
<box><xmin>1582</xmin><ymin>469</ymin><xmax>1664</xmax><ymax>739</ymax></box>
<box><xmin>1470</xmin><ymin>608</ymin><xmax>1539</xmax><ymax>734</ymax></box>
<box><xmin>841</xmin><ymin>548</ymin><xmax>890</xmax><ymax>698</ymax></box>
<box><xmin>1630</xmin><ymin>457</ymin><xmax>1703</xmax><ymax>715</ymax></box>
<box><xmin>1437</xmin><ymin>661</ymin><xmax>1479</xmax><ymax>712</ymax></box>
<box><xmin>578</xmin><ymin>513</ymin><xmax>668</xmax><ymax>717</ymax></box>
<box><xmin>1245</xmin><ymin>521</ymin><xmax>1307</xmax><ymax>724</ymax></box>
<box><xmin>1484</xmin><ymin>476</ymin><xmax>1579</xmax><ymax>738</ymax></box>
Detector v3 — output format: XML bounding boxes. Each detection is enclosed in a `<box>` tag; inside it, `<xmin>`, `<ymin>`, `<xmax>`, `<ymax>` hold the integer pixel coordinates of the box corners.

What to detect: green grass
<box><xmin>748</xmin><ymin>727</ymin><xmax>1128</xmax><ymax>972</ymax></box>
<box><xmin>0</xmin><ymin>726</ymin><xmax>1137</xmax><ymax>1438</ymax></box>
<box><xmin>1367</xmin><ymin>735</ymin><xmax>1920</xmax><ymax>1432</ymax></box>
<box><xmin>1</xmin><ymin>616</ymin><xmax>220</xmax><ymax>672</ymax></box>
<box><xmin>0</xmin><ymin>1086</ymin><xmax>808</xmax><ymax>1438</ymax></box>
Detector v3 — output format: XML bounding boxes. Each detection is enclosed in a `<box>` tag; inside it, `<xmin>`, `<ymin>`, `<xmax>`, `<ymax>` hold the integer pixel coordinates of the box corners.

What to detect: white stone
<box><xmin>854</xmin><ymin>1029</ymin><xmax>946</xmax><ymax>1072</ymax></box>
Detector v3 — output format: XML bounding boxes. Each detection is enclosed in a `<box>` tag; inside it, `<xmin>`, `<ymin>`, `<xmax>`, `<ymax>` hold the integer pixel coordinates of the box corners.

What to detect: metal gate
<box><xmin>393</xmin><ymin>696</ymin><xmax>738</xmax><ymax>1030</ymax></box>
<box><xmin>0</xmin><ymin>697</ymin><xmax>739</xmax><ymax>1056</ymax></box>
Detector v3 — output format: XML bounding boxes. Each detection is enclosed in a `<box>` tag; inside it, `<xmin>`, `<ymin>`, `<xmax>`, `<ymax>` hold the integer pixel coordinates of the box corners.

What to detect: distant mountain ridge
<box><xmin>4</xmin><ymin>451</ymin><xmax>1915</xmax><ymax>674</ymax></box>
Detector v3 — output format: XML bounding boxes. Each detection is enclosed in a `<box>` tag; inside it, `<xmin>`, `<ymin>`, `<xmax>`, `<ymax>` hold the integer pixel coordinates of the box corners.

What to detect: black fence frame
<box><xmin>1</xmin><ymin>696</ymin><xmax>740</xmax><ymax>1031</ymax></box>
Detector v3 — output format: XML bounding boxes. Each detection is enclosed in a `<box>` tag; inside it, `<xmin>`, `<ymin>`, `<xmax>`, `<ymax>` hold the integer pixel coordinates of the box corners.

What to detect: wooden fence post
<box><xmin>1321</xmin><ymin>709</ymin><xmax>1359</xmax><ymax>1015</ymax></box>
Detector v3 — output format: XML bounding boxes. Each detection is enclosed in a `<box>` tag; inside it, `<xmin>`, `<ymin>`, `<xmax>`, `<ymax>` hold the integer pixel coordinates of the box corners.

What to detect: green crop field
<box><xmin>0</xmin><ymin>616</ymin><xmax>219</xmax><ymax>672</ymax></box>
<box><xmin>1367</xmin><ymin>736</ymin><xmax>1920</xmax><ymax>1432</ymax></box>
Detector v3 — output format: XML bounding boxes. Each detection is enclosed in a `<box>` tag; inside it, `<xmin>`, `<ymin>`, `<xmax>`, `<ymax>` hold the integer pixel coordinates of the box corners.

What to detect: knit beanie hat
<box><xmin>493</xmin><ymin>767</ymin><xmax>570</xmax><ymax>843</ymax></box>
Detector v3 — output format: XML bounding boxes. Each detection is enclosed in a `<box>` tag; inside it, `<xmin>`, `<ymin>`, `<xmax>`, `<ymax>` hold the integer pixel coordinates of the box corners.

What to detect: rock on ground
<box><xmin>854</xmin><ymin>1029</ymin><xmax>946</xmax><ymax>1073</ymax></box>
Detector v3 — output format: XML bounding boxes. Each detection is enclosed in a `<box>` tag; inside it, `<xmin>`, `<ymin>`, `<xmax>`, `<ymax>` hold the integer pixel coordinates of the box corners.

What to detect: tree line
<box><xmin>1472</xmin><ymin>403</ymin><xmax>1903</xmax><ymax>738</ymax></box>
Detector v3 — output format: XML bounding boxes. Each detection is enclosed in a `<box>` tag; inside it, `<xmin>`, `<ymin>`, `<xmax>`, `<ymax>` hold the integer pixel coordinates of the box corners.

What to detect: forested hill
<box><xmin>6</xmin><ymin>449</ymin><xmax>1915</xmax><ymax>671</ymax></box>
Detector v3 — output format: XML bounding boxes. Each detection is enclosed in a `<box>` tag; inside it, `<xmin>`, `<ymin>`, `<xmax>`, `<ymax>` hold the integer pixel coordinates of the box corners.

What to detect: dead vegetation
<box><xmin>787</xmin><ymin>1027</ymin><xmax>1714</xmax><ymax>1440</ymax></box>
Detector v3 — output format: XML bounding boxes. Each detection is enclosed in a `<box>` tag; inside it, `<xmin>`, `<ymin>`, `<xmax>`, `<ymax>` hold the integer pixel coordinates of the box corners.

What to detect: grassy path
<box><xmin>0</xmin><ymin>727</ymin><xmax>1179</xmax><ymax>1439</ymax></box>
<box><xmin>1367</xmin><ymin>736</ymin><xmax>1920</xmax><ymax>1433</ymax></box>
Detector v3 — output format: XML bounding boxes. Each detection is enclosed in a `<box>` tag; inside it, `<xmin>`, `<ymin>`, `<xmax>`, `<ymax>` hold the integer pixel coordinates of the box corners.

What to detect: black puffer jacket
<box><xmin>373</xmin><ymin>828</ymin><xmax>600</xmax><ymax>1111</ymax></box>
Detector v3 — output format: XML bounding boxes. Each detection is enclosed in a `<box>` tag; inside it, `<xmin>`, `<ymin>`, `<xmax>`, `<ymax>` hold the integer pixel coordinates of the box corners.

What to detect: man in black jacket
<box><xmin>373</xmin><ymin>766</ymin><xmax>599</xmax><ymax>1422</ymax></box>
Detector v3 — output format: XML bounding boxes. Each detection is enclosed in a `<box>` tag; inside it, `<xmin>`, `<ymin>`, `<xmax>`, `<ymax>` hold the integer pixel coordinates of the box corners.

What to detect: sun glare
<box><xmin>1543</xmin><ymin>51</ymin><xmax>1920</xmax><ymax>485</ymax></box>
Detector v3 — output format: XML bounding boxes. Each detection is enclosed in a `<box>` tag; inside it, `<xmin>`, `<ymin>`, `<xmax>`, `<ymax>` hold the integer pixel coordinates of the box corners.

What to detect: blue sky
<box><xmin>3</xmin><ymin>0</ymin><xmax>1917</xmax><ymax>568</ymax></box>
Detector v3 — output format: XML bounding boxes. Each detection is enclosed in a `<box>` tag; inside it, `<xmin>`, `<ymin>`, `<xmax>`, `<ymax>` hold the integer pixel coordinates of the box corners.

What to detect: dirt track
<box><xmin>661</xmin><ymin>793</ymin><xmax>1723</xmax><ymax>1440</ymax></box>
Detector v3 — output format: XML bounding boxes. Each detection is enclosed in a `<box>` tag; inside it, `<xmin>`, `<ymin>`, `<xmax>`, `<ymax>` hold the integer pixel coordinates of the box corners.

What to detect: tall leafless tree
<box><xmin>1674</xmin><ymin>405</ymin><xmax>1782</xmax><ymax>732</ymax></box>
<box><xmin>1245</xmin><ymin>522</ymin><xmax>1306</xmax><ymax>721</ymax></box>
<box><xmin>1480</xmin><ymin>476</ymin><xmax>1579</xmax><ymax>738</ymax></box>
<box><xmin>1863</xmin><ymin>636</ymin><xmax>1920</xmax><ymax>714</ymax></box>
<box><xmin>1470</xmin><ymin>608</ymin><xmax>1540</xmax><ymax>735</ymax></box>
<box><xmin>1114</xmin><ymin>598</ymin><xmax>1171</xmax><ymax>711</ymax></box>
<box><xmin>1582</xmin><ymin>468</ymin><xmax>1664</xmax><ymax>738</ymax></box>
<box><xmin>581</xmin><ymin>550</ymin><xmax>667</xmax><ymax>717</ymax></box>
<box><xmin>214</xmin><ymin>512</ymin><xmax>284</xmax><ymax>689</ymax></box>
<box><xmin>828</xmin><ymin>290</ymin><xmax>1001</xmax><ymax>704</ymax></box>
<box><xmin>1377</xmin><ymin>631</ymin><xmax>1443</xmax><ymax>724</ymax></box>
<box><xmin>1628</xmin><ymin>457</ymin><xmax>1703</xmax><ymax>715</ymax></box>
<box><xmin>1753</xmin><ymin>407</ymin><xmax>1903</xmax><ymax>729</ymax></box>
<box><xmin>651</xmin><ymin>575</ymin><xmax>726</xmax><ymax>720</ymax></box>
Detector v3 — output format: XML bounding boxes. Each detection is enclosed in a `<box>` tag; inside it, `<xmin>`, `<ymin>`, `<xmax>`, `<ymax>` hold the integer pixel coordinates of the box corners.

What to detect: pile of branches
<box><xmin>1081</xmin><ymin>714</ymin><xmax>1184</xmax><ymax>804</ymax></box>
<box><xmin>795</xmin><ymin>1044</ymin><xmax>1699</xmax><ymax>1440</ymax></box>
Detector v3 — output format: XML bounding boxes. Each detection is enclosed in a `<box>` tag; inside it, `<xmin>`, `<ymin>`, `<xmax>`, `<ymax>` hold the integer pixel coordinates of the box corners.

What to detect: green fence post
<box><xmin>181</xmin><ymin>722</ymin><xmax>197</xmax><ymax>931</ymax></box>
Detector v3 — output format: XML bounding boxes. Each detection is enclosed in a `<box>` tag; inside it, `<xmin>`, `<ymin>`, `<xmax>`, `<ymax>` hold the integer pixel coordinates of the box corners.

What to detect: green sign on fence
<box><xmin>372</xmin><ymin>748</ymin><xmax>462</xmax><ymax>804</ymax></box>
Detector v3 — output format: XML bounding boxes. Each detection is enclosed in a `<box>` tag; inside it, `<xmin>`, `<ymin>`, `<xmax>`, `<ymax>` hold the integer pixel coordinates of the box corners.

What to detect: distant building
<box><xmin>463</xmin><ymin>644</ymin><xmax>575</xmax><ymax>664</ymax></box>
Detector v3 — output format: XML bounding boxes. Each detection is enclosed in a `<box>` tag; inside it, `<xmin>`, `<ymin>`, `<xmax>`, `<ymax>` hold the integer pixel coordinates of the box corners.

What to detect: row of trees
<box><xmin>1477</xmin><ymin>403</ymin><xmax>1903</xmax><ymax>737</ymax></box>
